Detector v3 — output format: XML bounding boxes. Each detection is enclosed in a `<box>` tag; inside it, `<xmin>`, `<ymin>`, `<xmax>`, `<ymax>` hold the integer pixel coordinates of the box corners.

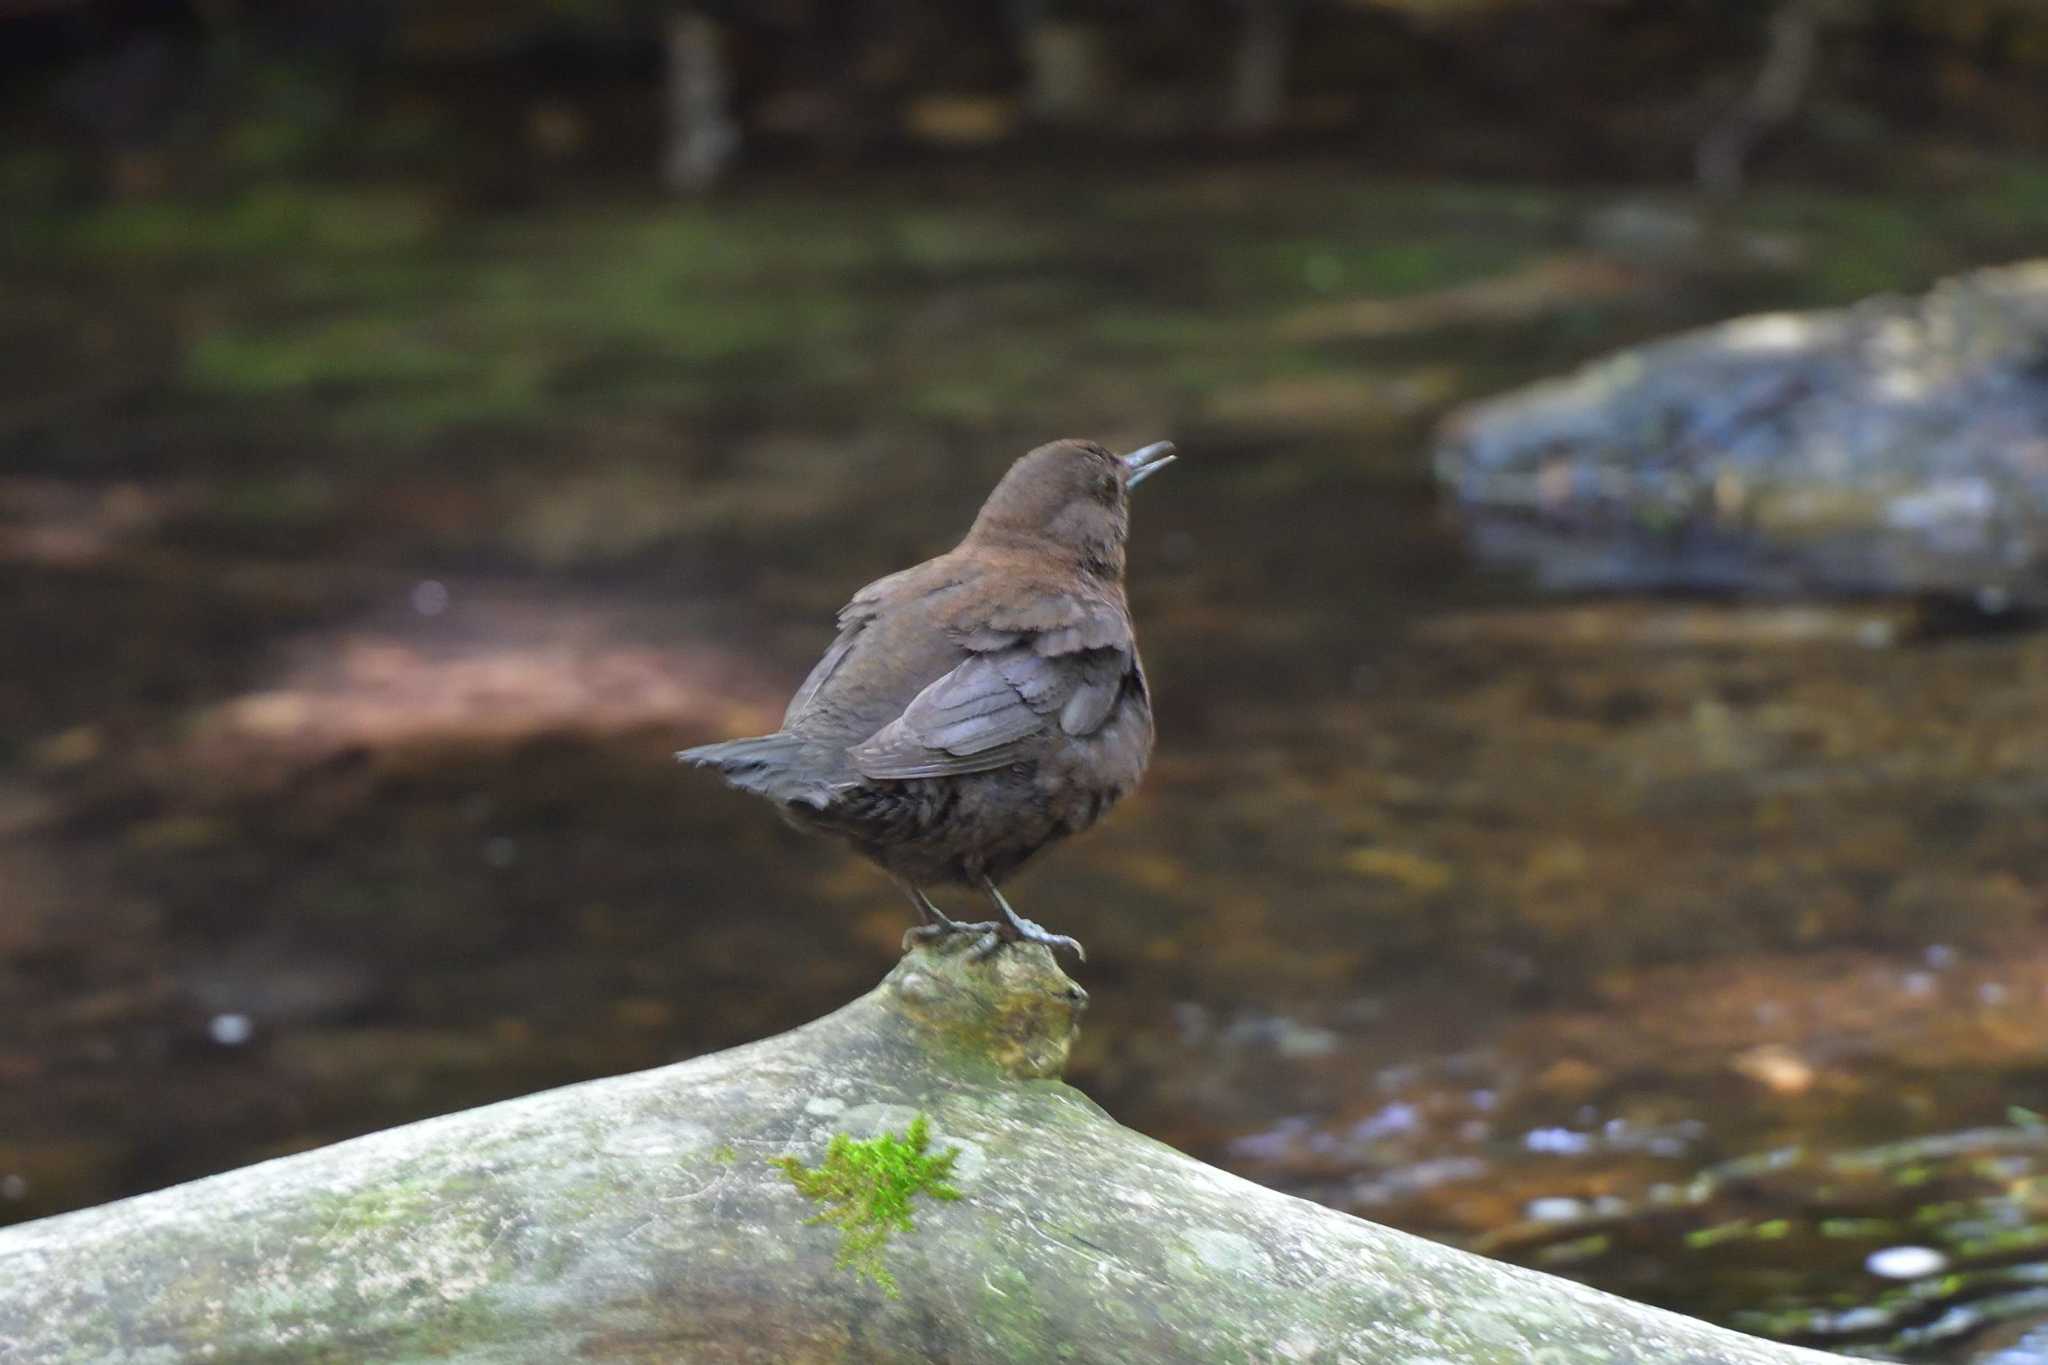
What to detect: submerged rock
<box><xmin>1434</xmin><ymin>263</ymin><xmax>2048</xmax><ymax>604</ymax></box>
<box><xmin>1976</xmin><ymin>1319</ymin><xmax>2048</xmax><ymax>1365</ymax></box>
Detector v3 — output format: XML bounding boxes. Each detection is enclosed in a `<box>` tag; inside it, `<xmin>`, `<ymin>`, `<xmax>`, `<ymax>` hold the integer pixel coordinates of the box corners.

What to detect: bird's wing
<box><xmin>837</xmin><ymin>564</ymin><xmax>928</xmax><ymax>629</ymax></box>
<box><xmin>847</xmin><ymin>590</ymin><xmax>1135</xmax><ymax>782</ymax></box>
<box><xmin>784</xmin><ymin>565</ymin><xmax>953</xmax><ymax>725</ymax></box>
<box><xmin>783</xmin><ymin>623</ymin><xmax>862</xmax><ymax>723</ymax></box>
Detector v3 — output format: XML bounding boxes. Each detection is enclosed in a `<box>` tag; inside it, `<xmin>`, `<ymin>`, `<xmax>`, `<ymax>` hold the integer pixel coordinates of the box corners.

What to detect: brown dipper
<box><xmin>679</xmin><ymin>437</ymin><xmax>1177</xmax><ymax>960</ymax></box>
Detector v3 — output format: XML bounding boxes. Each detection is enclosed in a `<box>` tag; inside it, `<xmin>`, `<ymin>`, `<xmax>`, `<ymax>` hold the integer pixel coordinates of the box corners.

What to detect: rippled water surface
<box><xmin>6</xmin><ymin>161</ymin><xmax>2048</xmax><ymax>1359</ymax></box>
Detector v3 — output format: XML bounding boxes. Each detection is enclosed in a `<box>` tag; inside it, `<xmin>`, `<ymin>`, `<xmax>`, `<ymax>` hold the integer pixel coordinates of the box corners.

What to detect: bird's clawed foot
<box><xmin>899</xmin><ymin>886</ymin><xmax>1000</xmax><ymax>954</ymax></box>
<box><xmin>972</xmin><ymin>915</ymin><xmax>1086</xmax><ymax>962</ymax></box>
<box><xmin>901</xmin><ymin>918</ymin><xmax>1003</xmax><ymax>953</ymax></box>
<box><xmin>898</xmin><ymin>883</ymin><xmax>1086</xmax><ymax>961</ymax></box>
<box><xmin>978</xmin><ymin>879</ymin><xmax>1086</xmax><ymax>962</ymax></box>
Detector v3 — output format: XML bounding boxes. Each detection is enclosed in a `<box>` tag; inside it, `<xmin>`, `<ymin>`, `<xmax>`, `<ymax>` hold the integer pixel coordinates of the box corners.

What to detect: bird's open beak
<box><xmin>1122</xmin><ymin>440</ymin><xmax>1178</xmax><ymax>488</ymax></box>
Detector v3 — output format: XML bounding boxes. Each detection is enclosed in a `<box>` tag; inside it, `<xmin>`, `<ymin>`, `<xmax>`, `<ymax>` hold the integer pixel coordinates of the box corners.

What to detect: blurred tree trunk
<box><xmin>663</xmin><ymin>5</ymin><xmax>738</xmax><ymax>193</ymax></box>
<box><xmin>1014</xmin><ymin>3</ymin><xmax>1109</xmax><ymax>124</ymax></box>
<box><xmin>1227</xmin><ymin>0</ymin><xmax>1295</xmax><ymax>135</ymax></box>
<box><xmin>1697</xmin><ymin>0</ymin><xmax>1836</xmax><ymax>195</ymax></box>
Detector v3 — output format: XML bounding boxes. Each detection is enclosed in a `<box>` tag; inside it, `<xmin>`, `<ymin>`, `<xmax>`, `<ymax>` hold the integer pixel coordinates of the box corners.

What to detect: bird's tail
<box><xmin>676</xmin><ymin>732</ymin><xmax>836</xmax><ymax>810</ymax></box>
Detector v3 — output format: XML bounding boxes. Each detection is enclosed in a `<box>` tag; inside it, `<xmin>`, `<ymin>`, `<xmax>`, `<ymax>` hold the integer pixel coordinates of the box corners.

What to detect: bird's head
<box><xmin>965</xmin><ymin>438</ymin><xmax>1177</xmax><ymax>579</ymax></box>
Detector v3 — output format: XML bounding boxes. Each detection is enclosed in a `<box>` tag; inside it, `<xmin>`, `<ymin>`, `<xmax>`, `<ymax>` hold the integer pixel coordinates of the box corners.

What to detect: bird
<box><xmin>678</xmin><ymin>437</ymin><xmax>1177</xmax><ymax>961</ymax></box>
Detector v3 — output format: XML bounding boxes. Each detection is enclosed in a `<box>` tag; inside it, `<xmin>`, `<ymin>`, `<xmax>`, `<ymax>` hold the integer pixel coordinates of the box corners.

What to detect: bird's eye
<box><xmin>1096</xmin><ymin>472</ymin><xmax>1119</xmax><ymax>502</ymax></box>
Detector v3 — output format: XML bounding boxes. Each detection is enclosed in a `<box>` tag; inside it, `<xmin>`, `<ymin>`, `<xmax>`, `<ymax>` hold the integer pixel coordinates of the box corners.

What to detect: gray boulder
<box><xmin>1434</xmin><ymin>263</ymin><xmax>2048</xmax><ymax>605</ymax></box>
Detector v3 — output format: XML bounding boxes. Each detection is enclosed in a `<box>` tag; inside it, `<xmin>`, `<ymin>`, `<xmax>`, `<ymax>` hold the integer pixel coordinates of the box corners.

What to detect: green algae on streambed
<box><xmin>7</xmin><ymin>162</ymin><xmax>2048</xmax><ymax>1360</ymax></box>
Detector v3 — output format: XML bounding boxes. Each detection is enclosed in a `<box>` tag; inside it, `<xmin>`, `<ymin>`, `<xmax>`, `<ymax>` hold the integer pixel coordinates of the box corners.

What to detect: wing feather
<box><xmin>786</xmin><ymin>565</ymin><xmax>966</xmax><ymax>726</ymax></box>
<box><xmin>849</xmin><ymin>642</ymin><xmax>1130</xmax><ymax>781</ymax></box>
<box><xmin>821</xmin><ymin>570</ymin><xmax>1140</xmax><ymax>784</ymax></box>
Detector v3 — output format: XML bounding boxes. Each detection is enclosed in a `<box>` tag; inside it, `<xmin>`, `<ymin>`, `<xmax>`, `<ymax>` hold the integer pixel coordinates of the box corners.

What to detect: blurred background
<box><xmin>7</xmin><ymin>1</ymin><xmax>2048</xmax><ymax>1358</ymax></box>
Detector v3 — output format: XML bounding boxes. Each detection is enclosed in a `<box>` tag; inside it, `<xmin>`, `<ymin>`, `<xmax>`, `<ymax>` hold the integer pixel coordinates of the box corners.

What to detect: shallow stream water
<box><xmin>5</xmin><ymin>161</ymin><xmax>2048</xmax><ymax>1359</ymax></box>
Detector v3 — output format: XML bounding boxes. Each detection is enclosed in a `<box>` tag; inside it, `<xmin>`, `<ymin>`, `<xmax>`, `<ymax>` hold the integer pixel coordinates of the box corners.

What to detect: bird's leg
<box><xmin>899</xmin><ymin>884</ymin><xmax>999</xmax><ymax>953</ymax></box>
<box><xmin>977</xmin><ymin>879</ymin><xmax>1086</xmax><ymax>962</ymax></box>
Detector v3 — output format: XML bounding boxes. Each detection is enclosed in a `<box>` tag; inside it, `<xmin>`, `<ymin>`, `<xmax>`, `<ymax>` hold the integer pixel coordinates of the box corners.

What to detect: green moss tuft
<box><xmin>773</xmin><ymin>1114</ymin><xmax>962</xmax><ymax>1297</ymax></box>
